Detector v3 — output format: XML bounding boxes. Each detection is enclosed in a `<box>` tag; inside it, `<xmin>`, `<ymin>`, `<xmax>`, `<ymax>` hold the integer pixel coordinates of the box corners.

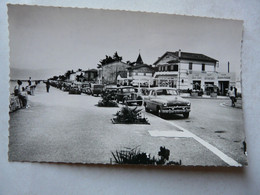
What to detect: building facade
<box><xmin>125</xmin><ymin>54</ymin><xmax>155</xmax><ymax>86</ymax></box>
<box><xmin>98</xmin><ymin>61</ymin><xmax>131</xmax><ymax>84</ymax></box>
<box><xmin>153</xmin><ymin>50</ymin><xmax>236</xmax><ymax>95</ymax></box>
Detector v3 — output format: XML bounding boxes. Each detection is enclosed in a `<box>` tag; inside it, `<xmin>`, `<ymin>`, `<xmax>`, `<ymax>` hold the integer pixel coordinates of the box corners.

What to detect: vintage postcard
<box><xmin>8</xmin><ymin>4</ymin><xmax>247</xmax><ymax>166</ymax></box>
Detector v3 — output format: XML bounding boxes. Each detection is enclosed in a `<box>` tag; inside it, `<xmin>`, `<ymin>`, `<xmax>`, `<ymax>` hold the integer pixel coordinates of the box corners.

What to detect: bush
<box><xmin>111</xmin><ymin>146</ymin><xmax>181</xmax><ymax>165</ymax></box>
<box><xmin>97</xmin><ymin>91</ymin><xmax>118</xmax><ymax>107</ymax></box>
<box><xmin>112</xmin><ymin>106</ymin><xmax>149</xmax><ymax>124</ymax></box>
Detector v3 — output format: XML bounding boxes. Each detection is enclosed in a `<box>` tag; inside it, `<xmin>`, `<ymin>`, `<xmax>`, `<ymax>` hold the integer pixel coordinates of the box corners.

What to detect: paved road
<box><xmin>9</xmin><ymin>84</ymin><xmax>247</xmax><ymax>166</ymax></box>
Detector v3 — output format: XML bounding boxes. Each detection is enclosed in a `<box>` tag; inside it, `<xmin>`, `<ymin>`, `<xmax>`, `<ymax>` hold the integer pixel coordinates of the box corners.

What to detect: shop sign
<box><xmin>205</xmin><ymin>77</ymin><xmax>215</xmax><ymax>80</ymax></box>
<box><xmin>218</xmin><ymin>76</ymin><xmax>230</xmax><ymax>79</ymax></box>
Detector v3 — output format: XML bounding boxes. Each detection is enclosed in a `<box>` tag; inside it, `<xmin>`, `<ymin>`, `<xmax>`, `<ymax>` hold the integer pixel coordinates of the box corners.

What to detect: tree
<box><xmin>98</xmin><ymin>52</ymin><xmax>123</xmax><ymax>67</ymax></box>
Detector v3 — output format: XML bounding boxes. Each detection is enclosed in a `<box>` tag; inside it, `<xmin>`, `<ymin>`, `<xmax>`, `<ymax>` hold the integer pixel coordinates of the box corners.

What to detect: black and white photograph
<box><xmin>8</xmin><ymin>4</ymin><xmax>247</xmax><ymax>166</ymax></box>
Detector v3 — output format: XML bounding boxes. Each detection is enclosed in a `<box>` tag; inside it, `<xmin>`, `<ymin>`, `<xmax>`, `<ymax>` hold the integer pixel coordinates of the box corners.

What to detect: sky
<box><xmin>8</xmin><ymin>5</ymin><xmax>243</xmax><ymax>80</ymax></box>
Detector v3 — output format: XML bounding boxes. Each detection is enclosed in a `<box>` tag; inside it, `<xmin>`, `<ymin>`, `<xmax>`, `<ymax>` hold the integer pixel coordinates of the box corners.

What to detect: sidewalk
<box><xmin>180</xmin><ymin>93</ymin><xmax>229</xmax><ymax>100</ymax></box>
<box><xmin>221</xmin><ymin>98</ymin><xmax>243</xmax><ymax>109</ymax></box>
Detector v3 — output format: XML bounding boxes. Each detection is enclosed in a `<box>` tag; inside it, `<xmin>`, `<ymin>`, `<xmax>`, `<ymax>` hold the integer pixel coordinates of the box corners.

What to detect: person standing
<box><xmin>46</xmin><ymin>80</ymin><xmax>50</xmax><ymax>93</ymax></box>
<box><xmin>228</xmin><ymin>86</ymin><xmax>236</xmax><ymax>107</ymax></box>
<box><xmin>14</xmin><ymin>80</ymin><xmax>28</xmax><ymax>108</ymax></box>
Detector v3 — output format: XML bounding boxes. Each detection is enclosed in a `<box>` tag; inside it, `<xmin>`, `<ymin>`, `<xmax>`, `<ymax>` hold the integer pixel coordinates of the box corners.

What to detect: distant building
<box><xmin>83</xmin><ymin>69</ymin><xmax>98</xmax><ymax>82</ymax></box>
<box><xmin>153</xmin><ymin>50</ymin><xmax>236</xmax><ymax>95</ymax></box>
<box><xmin>98</xmin><ymin>61</ymin><xmax>131</xmax><ymax>85</ymax></box>
<box><xmin>126</xmin><ymin>53</ymin><xmax>155</xmax><ymax>86</ymax></box>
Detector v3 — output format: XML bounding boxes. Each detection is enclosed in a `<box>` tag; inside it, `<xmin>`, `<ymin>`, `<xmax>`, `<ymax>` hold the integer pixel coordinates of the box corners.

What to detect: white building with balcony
<box><xmin>153</xmin><ymin>50</ymin><xmax>236</xmax><ymax>95</ymax></box>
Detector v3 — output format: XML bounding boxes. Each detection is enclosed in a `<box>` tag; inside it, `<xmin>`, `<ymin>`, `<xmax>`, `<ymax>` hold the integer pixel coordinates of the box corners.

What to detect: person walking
<box><xmin>46</xmin><ymin>80</ymin><xmax>50</xmax><ymax>93</ymax></box>
<box><xmin>228</xmin><ymin>86</ymin><xmax>236</xmax><ymax>107</ymax></box>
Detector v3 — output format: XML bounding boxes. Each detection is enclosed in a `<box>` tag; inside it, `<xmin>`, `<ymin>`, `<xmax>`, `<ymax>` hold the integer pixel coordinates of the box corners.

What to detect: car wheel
<box><xmin>183</xmin><ymin>113</ymin><xmax>189</xmax><ymax>118</ymax></box>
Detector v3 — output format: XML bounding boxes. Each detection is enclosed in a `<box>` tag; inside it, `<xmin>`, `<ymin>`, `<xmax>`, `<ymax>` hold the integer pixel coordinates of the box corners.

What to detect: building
<box><xmin>153</xmin><ymin>50</ymin><xmax>236</xmax><ymax>95</ymax></box>
<box><xmin>126</xmin><ymin>54</ymin><xmax>155</xmax><ymax>86</ymax></box>
<box><xmin>98</xmin><ymin>61</ymin><xmax>131</xmax><ymax>85</ymax></box>
<box><xmin>83</xmin><ymin>69</ymin><xmax>98</xmax><ymax>82</ymax></box>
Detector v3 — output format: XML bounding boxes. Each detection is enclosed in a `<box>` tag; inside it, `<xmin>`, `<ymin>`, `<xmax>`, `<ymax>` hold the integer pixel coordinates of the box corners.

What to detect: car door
<box><xmin>146</xmin><ymin>90</ymin><xmax>157</xmax><ymax>111</ymax></box>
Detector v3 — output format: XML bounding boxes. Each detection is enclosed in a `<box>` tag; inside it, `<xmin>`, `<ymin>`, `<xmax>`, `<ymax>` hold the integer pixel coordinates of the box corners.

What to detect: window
<box><xmin>135</xmin><ymin>72</ymin><xmax>138</xmax><ymax>76</ymax></box>
<box><xmin>173</xmin><ymin>65</ymin><xmax>178</xmax><ymax>71</ymax></box>
<box><xmin>202</xmin><ymin>64</ymin><xmax>205</xmax><ymax>71</ymax></box>
<box><xmin>189</xmin><ymin>63</ymin><xmax>193</xmax><ymax>70</ymax></box>
<box><xmin>144</xmin><ymin>72</ymin><xmax>146</xmax><ymax>76</ymax></box>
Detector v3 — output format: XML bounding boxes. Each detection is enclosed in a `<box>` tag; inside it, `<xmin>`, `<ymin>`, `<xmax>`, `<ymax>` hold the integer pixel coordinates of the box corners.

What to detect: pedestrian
<box><xmin>228</xmin><ymin>86</ymin><xmax>236</xmax><ymax>107</ymax></box>
<box><xmin>14</xmin><ymin>80</ymin><xmax>28</xmax><ymax>108</ymax></box>
<box><xmin>46</xmin><ymin>80</ymin><xmax>50</xmax><ymax>93</ymax></box>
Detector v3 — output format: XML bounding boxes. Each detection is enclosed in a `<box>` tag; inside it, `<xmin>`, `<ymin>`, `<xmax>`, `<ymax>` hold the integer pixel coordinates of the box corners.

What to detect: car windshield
<box><xmin>122</xmin><ymin>88</ymin><xmax>135</xmax><ymax>93</ymax></box>
<box><xmin>156</xmin><ymin>89</ymin><xmax>178</xmax><ymax>96</ymax></box>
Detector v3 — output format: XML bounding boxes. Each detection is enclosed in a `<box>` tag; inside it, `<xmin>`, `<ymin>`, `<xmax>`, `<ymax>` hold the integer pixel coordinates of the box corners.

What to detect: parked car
<box><xmin>68</xmin><ymin>86</ymin><xmax>81</xmax><ymax>95</ymax></box>
<box><xmin>90</xmin><ymin>84</ymin><xmax>104</xmax><ymax>96</ymax></box>
<box><xmin>103</xmin><ymin>85</ymin><xmax>118</xmax><ymax>100</ymax></box>
<box><xmin>143</xmin><ymin>87</ymin><xmax>191</xmax><ymax>118</ymax></box>
<box><xmin>116</xmin><ymin>86</ymin><xmax>143</xmax><ymax>106</ymax></box>
<box><xmin>81</xmin><ymin>84</ymin><xmax>92</xmax><ymax>95</ymax></box>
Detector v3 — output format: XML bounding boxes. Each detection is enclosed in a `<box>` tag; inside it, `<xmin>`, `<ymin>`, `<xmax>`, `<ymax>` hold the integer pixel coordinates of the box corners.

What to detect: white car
<box><xmin>144</xmin><ymin>87</ymin><xmax>191</xmax><ymax>118</ymax></box>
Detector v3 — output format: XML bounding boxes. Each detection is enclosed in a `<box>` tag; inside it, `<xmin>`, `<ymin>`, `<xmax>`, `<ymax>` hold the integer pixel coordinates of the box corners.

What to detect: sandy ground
<box><xmin>8</xmin><ymin>83</ymin><xmax>247</xmax><ymax>166</ymax></box>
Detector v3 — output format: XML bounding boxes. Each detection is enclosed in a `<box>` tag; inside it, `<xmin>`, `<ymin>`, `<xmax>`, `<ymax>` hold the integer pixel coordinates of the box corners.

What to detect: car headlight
<box><xmin>163</xmin><ymin>103</ymin><xmax>167</xmax><ymax>107</ymax></box>
<box><xmin>187</xmin><ymin>102</ymin><xmax>191</xmax><ymax>106</ymax></box>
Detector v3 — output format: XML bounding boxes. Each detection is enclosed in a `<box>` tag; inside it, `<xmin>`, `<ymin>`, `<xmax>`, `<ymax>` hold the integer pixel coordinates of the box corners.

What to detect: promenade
<box><xmin>9</xmin><ymin>83</ymin><xmax>247</xmax><ymax>166</ymax></box>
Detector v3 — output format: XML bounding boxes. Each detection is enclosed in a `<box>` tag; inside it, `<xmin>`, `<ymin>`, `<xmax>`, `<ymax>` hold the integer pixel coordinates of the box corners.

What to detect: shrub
<box><xmin>98</xmin><ymin>91</ymin><xmax>118</xmax><ymax>107</ymax></box>
<box><xmin>111</xmin><ymin>146</ymin><xmax>181</xmax><ymax>165</ymax></box>
<box><xmin>112</xmin><ymin>106</ymin><xmax>149</xmax><ymax>124</ymax></box>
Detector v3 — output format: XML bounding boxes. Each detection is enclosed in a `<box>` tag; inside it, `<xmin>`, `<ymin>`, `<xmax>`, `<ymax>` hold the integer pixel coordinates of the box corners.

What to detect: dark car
<box><xmin>143</xmin><ymin>87</ymin><xmax>191</xmax><ymax>118</ymax></box>
<box><xmin>81</xmin><ymin>84</ymin><xmax>92</xmax><ymax>95</ymax></box>
<box><xmin>115</xmin><ymin>86</ymin><xmax>143</xmax><ymax>106</ymax></box>
<box><xmin>103</xmin><ymin>85</ymin><xmax>118</xmax><ymax>100</ymax></box>
<box><xmin>68</xmin><ymin>86</ymin><xmax>81</xmax><ymax>95</ymax></box>
<box><xmin>90</xmin><ymin>84</ymin><xmax>104</xmax><ymax>96</ymax></box>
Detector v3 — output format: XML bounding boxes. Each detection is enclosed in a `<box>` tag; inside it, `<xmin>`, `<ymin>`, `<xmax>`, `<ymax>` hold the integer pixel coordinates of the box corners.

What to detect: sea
<box><xmin>9</xmin><ymin>67</ymin><xmax>65</xmax><ymax>93</ymax></box>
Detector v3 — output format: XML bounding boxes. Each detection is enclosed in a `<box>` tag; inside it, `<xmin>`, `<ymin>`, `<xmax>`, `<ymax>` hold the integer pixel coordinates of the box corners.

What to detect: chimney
<box><xmin>178</xmin><ymin>49</ymin><xmax>181</xmax><ymax>57</ymax></box>
<box><xmin>228</xmin><ymin>61</ymin><xmax>230</xmax><ymax>73</ymax></box>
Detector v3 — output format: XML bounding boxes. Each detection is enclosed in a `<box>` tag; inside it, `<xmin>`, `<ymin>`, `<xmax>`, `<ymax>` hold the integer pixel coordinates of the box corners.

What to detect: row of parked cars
<box><xmin>50</xmin><ymin>81</ymin><xmax>191</xmax><ymax>118</ymax></box>
<box><xmin>102</xmin><ymin>85</ymin><xmax>191</xmax><ymax>119</ymax></box>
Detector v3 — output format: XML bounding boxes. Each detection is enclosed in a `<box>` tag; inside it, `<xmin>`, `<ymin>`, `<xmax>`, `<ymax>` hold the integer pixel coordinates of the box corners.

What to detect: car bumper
<box><xmin>161</xmin><ymin>108</ymin><xmax>190</xmax><ymax>114</ymax></box>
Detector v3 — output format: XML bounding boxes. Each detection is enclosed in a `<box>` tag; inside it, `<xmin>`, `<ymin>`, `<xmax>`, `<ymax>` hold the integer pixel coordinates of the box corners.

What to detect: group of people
<box><xmin>13</xmin><ymin>77</ymin><xmax>36</xmax><ymax>108</ymax></box>
<box><xmin>228</xmin><ymin>86</ymin><xmax>238</xmax><ymax>107</ymax></box>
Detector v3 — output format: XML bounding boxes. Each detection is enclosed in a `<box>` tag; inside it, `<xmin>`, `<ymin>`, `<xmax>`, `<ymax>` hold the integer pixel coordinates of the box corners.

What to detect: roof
<box><xmin>154</xmin><ymin>51</ymin><xmax>218</xmax><ymax>65</ymax></box>
<box><xmin>84</xmin><ymin>69</ymin><xmax>98</xmax><ymax>72</ymax></box>
<box><xmin>127</xmin><ymin>64</ymin><xmax>154</xmax><ymax>70</ymax></box>
<box><xmin>136</xmin><ymin>53</ymin><xmax>144</xmax><ymax>64</ymax></box>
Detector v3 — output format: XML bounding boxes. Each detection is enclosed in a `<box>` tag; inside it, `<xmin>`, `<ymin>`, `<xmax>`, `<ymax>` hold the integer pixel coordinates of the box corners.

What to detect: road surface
<box><xmin>9</xmin><ymin>83</ymin><xmax>247</xmax><ymax>166</ymax></box>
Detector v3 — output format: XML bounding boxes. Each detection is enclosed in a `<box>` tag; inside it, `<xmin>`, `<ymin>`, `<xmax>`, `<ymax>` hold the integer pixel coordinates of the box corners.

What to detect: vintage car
<box><xmin>81</xmin><ymin>84</ymin><xmax>92</xmax><ymax>95</ymax></box>
<box><xmin>90</xmin><ymin>84</ymin><xmax>104</xmax><ymax>96</ymax></box>
<box><xmin>115</xmin><ymin>86</ymin><xmax>143</xmax><ymax>106</ymax></box>
<box><xmin>143</xmin><ymin>87</ymin><xmax>191</xmax><ymax>118</ymax></box>
<box><xmin>103</xmin><ymin>85</ymin><xmax>118</xmax><ymax>100</ymax></box>
<box><xmin>68</xmin><ymin>84</ymin><xmax>81</xmax><ymax>95</ymax></box>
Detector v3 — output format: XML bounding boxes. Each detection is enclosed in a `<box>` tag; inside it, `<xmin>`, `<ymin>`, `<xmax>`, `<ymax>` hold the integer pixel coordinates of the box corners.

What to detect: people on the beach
<box><xmin>46</xmin><ymin>80</ymin><xmax>50</xmax><ymax>93</ymax></box>
<box><xmin>228</xmin><ymin>86</ymin><xmax>236</xmax><ymax>107</ymax></box>
<box><xmin>14</xmin><ymin>80</ymin><xmax>28</xmax><ymax>108</ymax></box>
